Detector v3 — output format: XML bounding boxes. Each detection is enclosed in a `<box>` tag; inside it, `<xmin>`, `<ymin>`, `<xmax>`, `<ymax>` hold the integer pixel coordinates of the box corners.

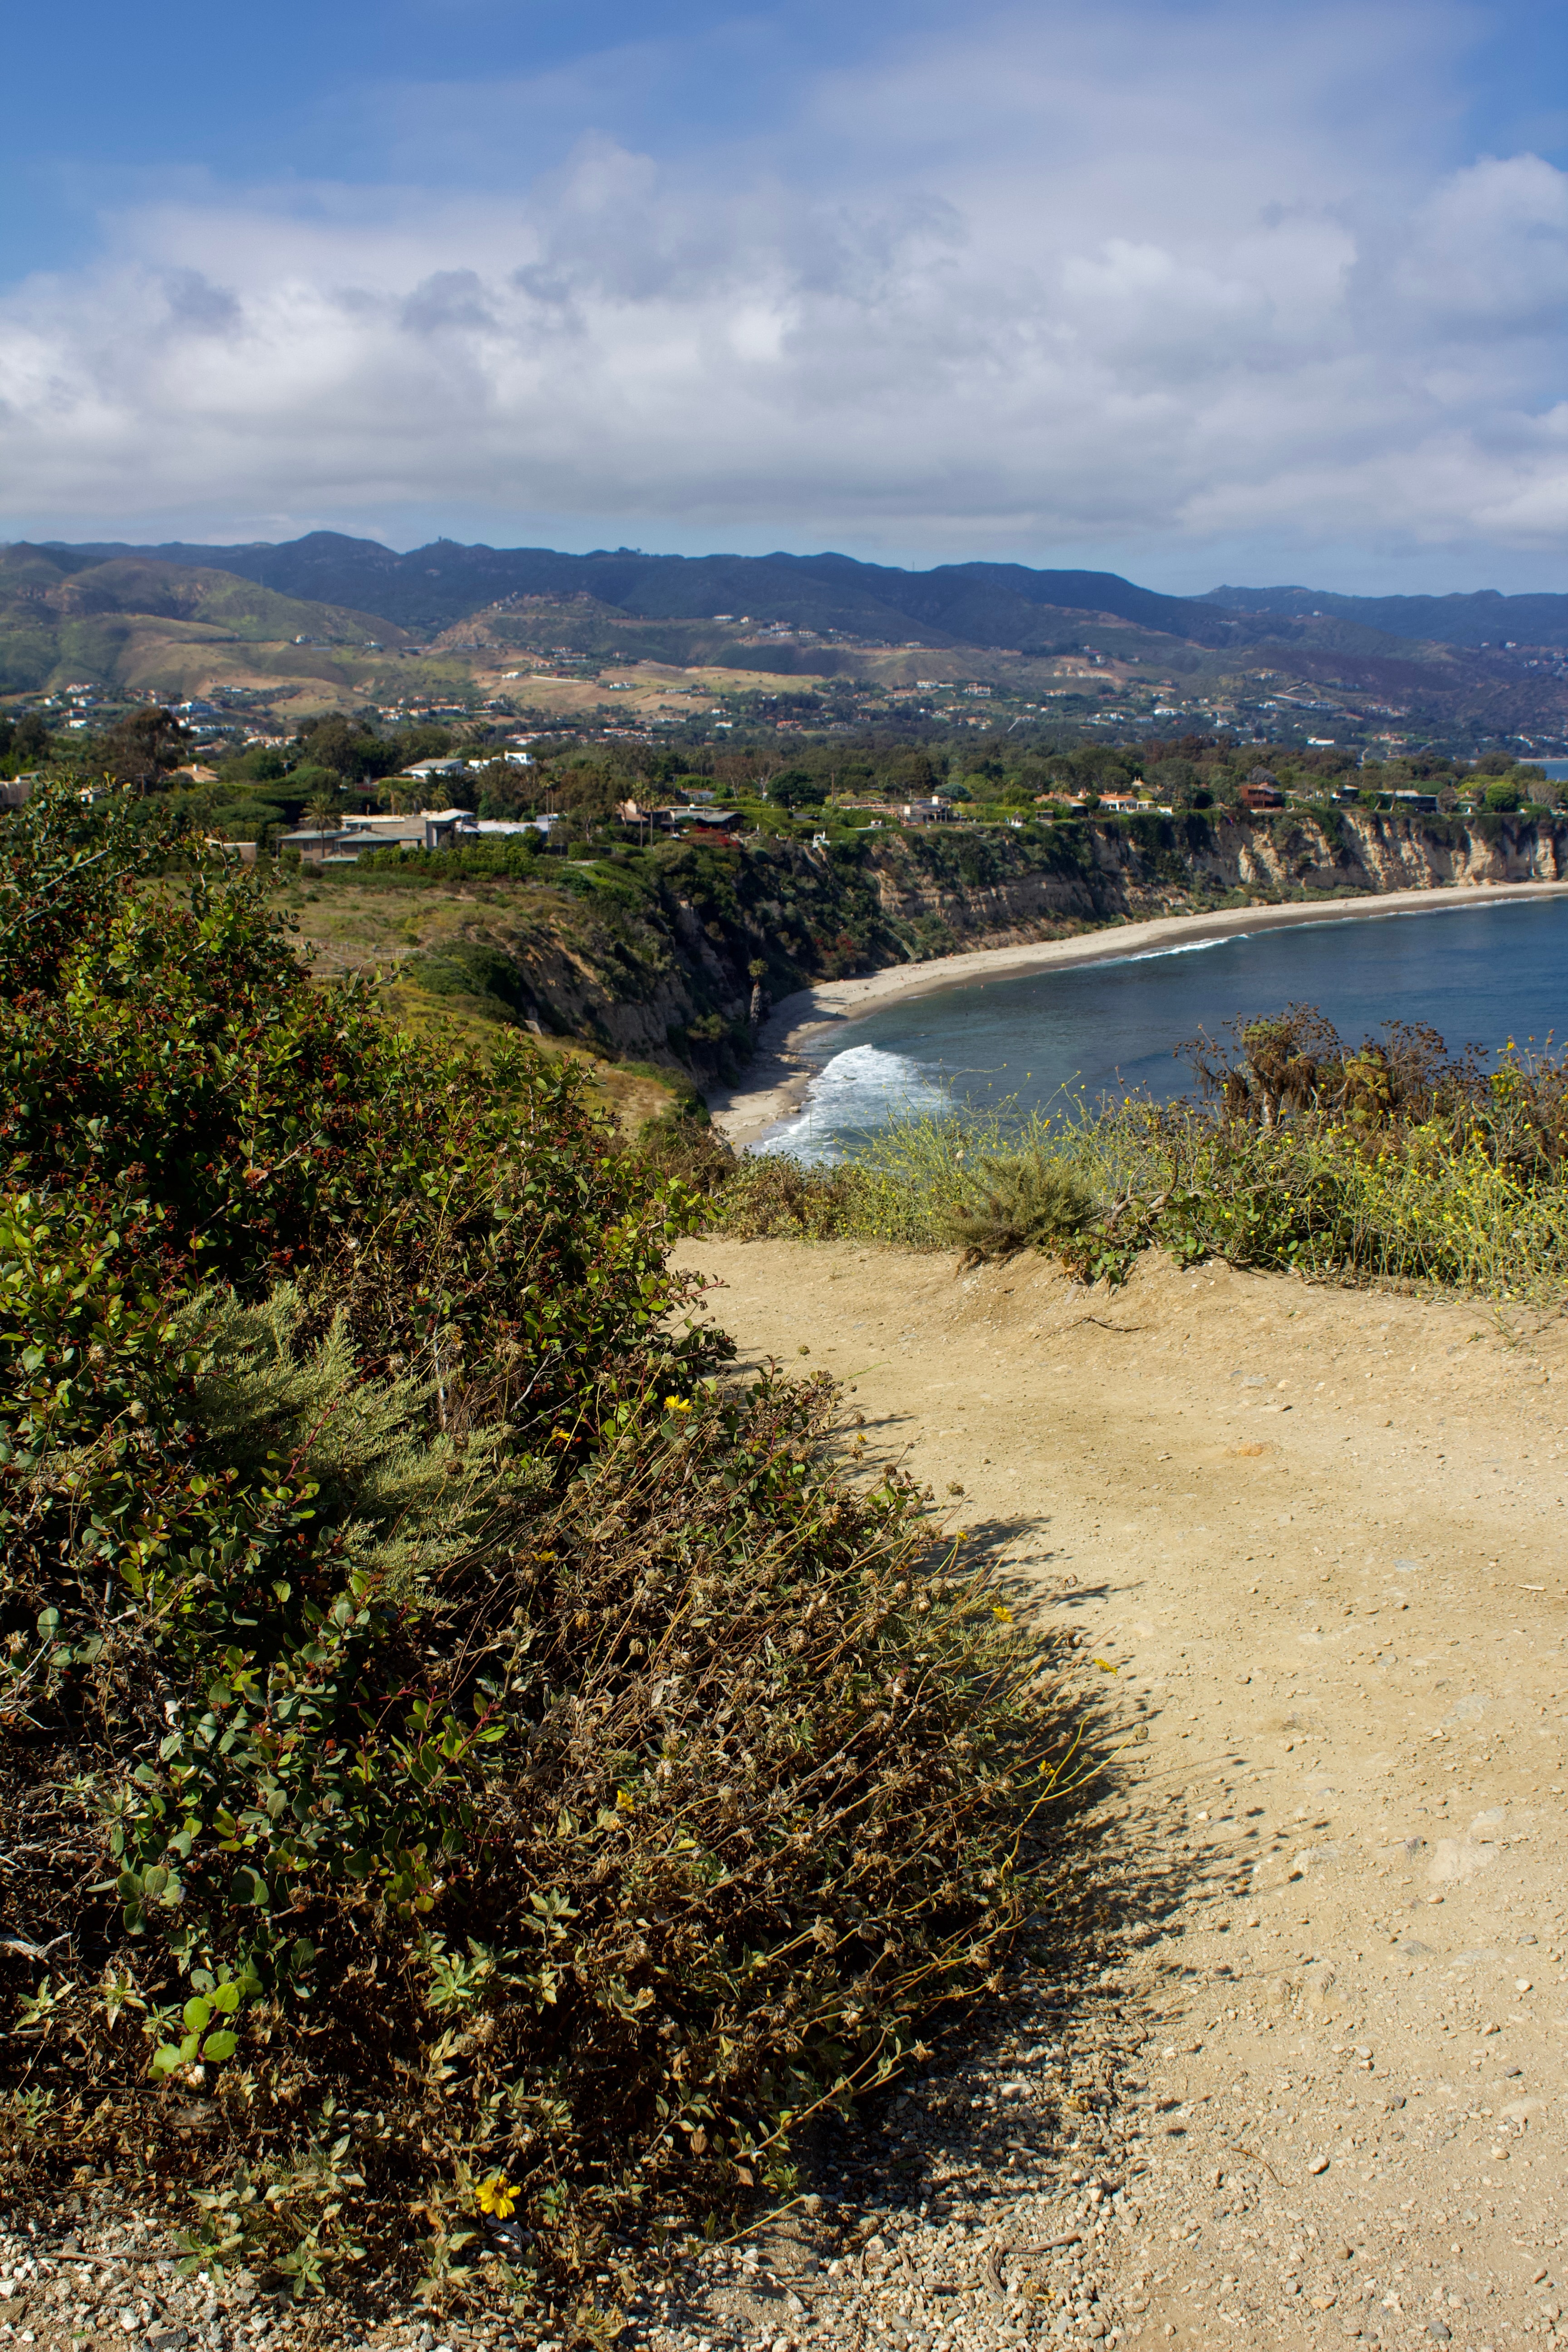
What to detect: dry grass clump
<box><xmin>940</xmin><ymin>1156</ymin><xmax>1096</xmax><ymax>1266</ymax></box>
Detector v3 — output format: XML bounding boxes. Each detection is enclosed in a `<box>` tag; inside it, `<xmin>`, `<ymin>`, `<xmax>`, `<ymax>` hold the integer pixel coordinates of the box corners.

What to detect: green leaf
<box><xmin>230</xmin><ymin>1867</ymin><xmax>267</xmax><ymax>1906</ymax></box>
<box><xmin>149</xmin><ymin>2045</ymin><xmax>184</xmax><ymax>2079</ymax></box>
<box><xmin>183</xmin><ymin>1997</ymin><xmax>212</xmax><ymax>2034</ymax></box>
<box><xmin>201</xmin><ymin>2029</ymin><xmax>239</xmax><ymax>2063</ymax></box>
<box><xmin>208</xmin><ymin>1981</ymin><xmax>241</xmax><ymax>2015</ymax></box>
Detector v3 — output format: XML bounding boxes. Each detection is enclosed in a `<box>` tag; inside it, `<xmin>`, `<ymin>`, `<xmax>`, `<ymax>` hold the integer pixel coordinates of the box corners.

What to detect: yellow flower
<box><xmin>991</xmin><ymin>1603</ymin><xmax>1014</xmax><ymax>1624</ymax></box>
<box><xmin>664</xmin><ymin>1395</ymin><xmax>692</xmax><ymax>1413</ymax></box>
<box><xmin>476</xmin><ymin>2175</ymin><xmax>518</xmax><ymax>2219</ymax></box>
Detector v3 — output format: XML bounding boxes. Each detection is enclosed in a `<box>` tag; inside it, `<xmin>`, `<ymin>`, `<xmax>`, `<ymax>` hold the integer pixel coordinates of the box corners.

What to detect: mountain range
<box><xmin>6</xmin><ymin>532</ymin><xmax>1568</xmax><ymax>749</ymax></box>
<box><xmin>42</xmin><ymin>531</ymin><xmax>1568</xmax><ymax>652</ymax></box>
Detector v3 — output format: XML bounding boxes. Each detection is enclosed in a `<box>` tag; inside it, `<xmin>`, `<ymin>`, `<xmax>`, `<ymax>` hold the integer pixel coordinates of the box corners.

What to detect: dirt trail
<box><xmin>671</xmin><ymin>1235</ymin><xmax>1568</xmax><ymax>2352</ymax></box>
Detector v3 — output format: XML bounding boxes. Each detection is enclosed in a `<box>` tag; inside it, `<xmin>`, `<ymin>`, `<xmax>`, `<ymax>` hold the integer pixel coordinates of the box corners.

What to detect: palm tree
<box><xmin>304</xmin><ymin>794</ymin><xmax>337</xmax><ymax>837</ymax></box>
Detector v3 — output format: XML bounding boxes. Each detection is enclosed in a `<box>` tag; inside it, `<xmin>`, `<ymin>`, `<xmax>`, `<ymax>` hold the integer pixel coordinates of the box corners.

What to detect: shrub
<box><xmin>0</xmin><ymin>784</ymin><xmax>1083</xmax><ymax>2316</ymax></box>
<box><xmin>940</xmin><ymin>1154</ymin><xmax>1096</xmax><ymax>1266</ymax></box>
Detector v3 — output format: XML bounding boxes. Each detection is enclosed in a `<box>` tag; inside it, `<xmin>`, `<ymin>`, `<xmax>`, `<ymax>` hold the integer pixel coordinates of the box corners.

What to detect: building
<box><xmin>401</xmin><ymin>757</ymin><xmax>470</xmax><ymax>784</ymax></box>
<box><xmin>898</xmin><ymin>797</ymin><xmax>955</xmax><ymax>824</ymax></box>
<box><xmin>1239</xmin><ymin>782</ymin><xmax>1285</xmax><ymax>811</ymax></box>
<box><xmin>670</xmin><ymin>807</ymin><xmax>741</xmax><ymax>838</ymax></box>
<box><xmin>279</xmin><ymin>807</ymin><xmax>480</xmax><ymax>862</ymax></box>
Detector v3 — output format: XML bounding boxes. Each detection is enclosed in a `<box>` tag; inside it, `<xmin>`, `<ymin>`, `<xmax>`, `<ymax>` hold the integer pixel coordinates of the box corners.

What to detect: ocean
<box><xmin>760</xmin><ymin>896</ymin><xmax>1568</xmax><ymax>1161</ymax></box>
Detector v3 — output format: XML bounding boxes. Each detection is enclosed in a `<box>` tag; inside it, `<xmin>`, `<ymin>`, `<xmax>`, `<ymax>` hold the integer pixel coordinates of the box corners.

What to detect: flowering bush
<box><xmin>0</xmin><ymin>786</ymin><xmax>1081</xmax><ymax>2327</ymax></box>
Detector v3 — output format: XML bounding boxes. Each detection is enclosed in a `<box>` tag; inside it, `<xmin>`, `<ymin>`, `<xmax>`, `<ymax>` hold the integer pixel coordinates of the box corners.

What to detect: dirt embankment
<box><xmin>669</xmin><ymin>1235</ymin><xmax>1568</xmax><ymax>2352</ymax></box>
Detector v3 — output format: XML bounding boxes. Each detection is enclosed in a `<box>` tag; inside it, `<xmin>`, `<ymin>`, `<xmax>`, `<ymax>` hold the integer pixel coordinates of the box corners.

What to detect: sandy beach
<box><xmin>707</xmin><ymin>879</ymin><xmax>1568</xmax><ymax>1149</ymax></box>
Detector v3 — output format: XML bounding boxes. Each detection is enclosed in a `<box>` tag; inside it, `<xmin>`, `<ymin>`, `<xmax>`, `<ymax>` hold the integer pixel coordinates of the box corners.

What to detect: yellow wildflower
<box><xmin>476</xmin><ymin>2174</ymin><xmax>518</xmax><ymax>2219</ymax></box>
<box><xmin>664</xmin><ymin>1395</ymin><xmax>692</xmax><ymax>1413</ymax></box>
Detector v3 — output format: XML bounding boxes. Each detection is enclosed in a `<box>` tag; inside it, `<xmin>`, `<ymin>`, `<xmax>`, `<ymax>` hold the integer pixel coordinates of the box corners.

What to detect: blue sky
<box><xmin>6</xmin><ymin>0</ymin><xmax>1568</xmax><ymax>592</ymax></box>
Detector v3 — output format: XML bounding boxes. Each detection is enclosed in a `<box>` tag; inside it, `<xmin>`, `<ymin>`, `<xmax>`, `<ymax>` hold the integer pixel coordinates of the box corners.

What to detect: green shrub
<box><xmin>941</xmin><ymin>1154</ymin><xmax>1096</xmax><ymax>1265</ymax></box>
<box><xmin>0</xmin><ymin>783</ymin><xmax>1083</xmax><ymax>2315</ymax></box>
<box><xmin>402</xmin><ymin>939</ymin><xmax>534</xmax><ymax>1022</ymax></box>
<box><xmin>699</xmin><ymin>1004</ymin><xmax>1568</xmax><ymax>1300</ymax></box>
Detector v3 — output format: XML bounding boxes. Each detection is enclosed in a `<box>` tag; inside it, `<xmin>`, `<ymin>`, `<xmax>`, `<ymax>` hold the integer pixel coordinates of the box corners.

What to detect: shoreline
<box><xmin>705</xmin><ymin>879</ymin><xmax>1568</xmax><ymax>1149</ymax></box>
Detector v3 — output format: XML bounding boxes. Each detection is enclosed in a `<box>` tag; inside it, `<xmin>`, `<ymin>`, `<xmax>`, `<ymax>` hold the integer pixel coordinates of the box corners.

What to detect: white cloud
<box><xmin>6</xmin><ymin>0</ymin><xmax>1568</xmax><ymax>577</ymax></box>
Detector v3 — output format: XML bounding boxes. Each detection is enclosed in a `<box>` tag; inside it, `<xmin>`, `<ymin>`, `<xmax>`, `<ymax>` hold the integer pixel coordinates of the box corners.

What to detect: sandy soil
<box><xmin>663</xmin><ymin>1233</ymin><xmax>1568</xmax><ymax>2352</ymax></box>
<box><xmin>708</xmin><ymin>883</ymin><xmax>1568</xmax><ymax>1151</ymax></box>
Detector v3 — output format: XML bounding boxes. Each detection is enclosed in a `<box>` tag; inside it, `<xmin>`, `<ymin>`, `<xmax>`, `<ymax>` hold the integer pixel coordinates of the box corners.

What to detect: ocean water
<box><xmin>760</xmin><ymin>897</ymin><xmax>1568</xmax><ymax>1161</ymax></box>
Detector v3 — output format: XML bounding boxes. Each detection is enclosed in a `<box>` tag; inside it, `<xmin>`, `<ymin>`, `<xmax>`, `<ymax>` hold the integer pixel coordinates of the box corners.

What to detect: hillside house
<box><xmin>898</xmin><ymin>797</ymin><xmax>955</xmax><ymax>824</ymax></box>
<box><xmin>280</xmin><ymin>808</ymin><xmax>479</xmax><ymax>862</ymax></box>
<box><xmin>401</xmin><ymin>757</ymin><xmax>470</xmax><ymax>783</ymax></box>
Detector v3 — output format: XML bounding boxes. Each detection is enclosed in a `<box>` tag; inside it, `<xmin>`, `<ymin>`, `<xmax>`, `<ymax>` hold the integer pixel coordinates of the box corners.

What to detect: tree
<box><xmin>295</xmin><ymin>715</ymin><xmax>401</xmax><ymax>783</ymax></box>
<box><xmin>1152</xmin><ymin>755</ymin><xmax>1201</xmax><ymax>806</ymax></box>
<box><xmin>102</xmin><ymin>707</ymin><xmax>190</xmax><ymax>793</ymax></box>
<box><xmin>1484</xmin><ymin>779</ymin><xmax>1522</xmax><ymax>811</ymax></box>
<box><xmin>769</xmin><ymin>769</ymin><xmax>828</xmax><ymax>810</ymax></box>
<box><xmin>225</xmin><ymin>744</ymin><xmax>288</xmax><ymax>784</ymax></box>
<box><xmin>472</xmin><ymin>760</ymin><xmax>539</xmax><ymax>820</ymax></box>
<box><xmin>0</xmin><ymin>713</ymin><xmax>51</xmax><ymax>769</ymax></box>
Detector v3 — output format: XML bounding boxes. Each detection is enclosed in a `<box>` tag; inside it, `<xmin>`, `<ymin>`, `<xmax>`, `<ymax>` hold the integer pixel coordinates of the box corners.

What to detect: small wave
<box><xmin>757</xmin><ymin>1044</ymin><xmax>950</xmax><ymax>1162</ymax></box>
<box><xmin>1116</xmin><ymin>933</ymin><xmax>1245</xmax><ymax>965</ymax></box>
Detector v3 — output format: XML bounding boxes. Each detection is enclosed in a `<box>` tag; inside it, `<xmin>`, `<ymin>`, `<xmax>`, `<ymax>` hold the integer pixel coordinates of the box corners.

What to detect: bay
<box><xmin>763</xmin><ymin>897</ymin><xmax>1568</xmax><ymax>1160</ymax></box>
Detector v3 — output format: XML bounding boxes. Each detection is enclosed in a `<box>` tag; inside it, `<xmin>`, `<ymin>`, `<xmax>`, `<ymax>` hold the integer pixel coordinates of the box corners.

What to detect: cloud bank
<box><xmin>5</xmin><ymin>0</ymin><xmax>1568</xmax><ymax>581</ymax></box>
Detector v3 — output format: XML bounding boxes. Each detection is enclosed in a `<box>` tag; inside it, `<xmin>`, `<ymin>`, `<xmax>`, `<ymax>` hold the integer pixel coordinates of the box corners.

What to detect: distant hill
<box><xmin>19</xmin><ymin>531</ymin><xmax>1568</xmax><ymax>746</ymax></box>
<box><xmin>46</xmin><ymin>532</ymin><xmax>1262</xmax><ymax>650</ymax></box>
<box><xmin>1201</xmin><ymin>583</ymin><xmax>1568</xmax><ymax>651</ymax></box>
<box><xmin>0</xmin><ymin>544</ymin><xmax>408</xmax><ymax>693</ymax></box>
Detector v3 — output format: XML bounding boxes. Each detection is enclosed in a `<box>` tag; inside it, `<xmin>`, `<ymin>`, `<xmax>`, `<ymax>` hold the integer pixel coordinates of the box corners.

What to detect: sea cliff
<box><xmin>313</xmin><ymin>806</ymin><xmax>1568</xmax><ymax>1086</ymax></box>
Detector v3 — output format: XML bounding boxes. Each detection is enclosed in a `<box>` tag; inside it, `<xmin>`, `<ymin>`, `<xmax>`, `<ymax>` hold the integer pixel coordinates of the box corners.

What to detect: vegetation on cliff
<box><xmin>0</xmin><ymin>784</ymin><xmax>1087</xmax><ymax>2322</ymax></box>
<box><xmin>287</xmin><ymin>793</ymin><xmax>1568</xmax><ymax>1102</ymax></box>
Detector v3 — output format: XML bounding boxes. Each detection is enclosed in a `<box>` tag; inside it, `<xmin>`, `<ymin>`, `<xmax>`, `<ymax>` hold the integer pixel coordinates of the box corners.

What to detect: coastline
<box><xmin>705</xmin><ymin>879</ymin><xmax>1568</xmax><ymax>1149</ymax></box>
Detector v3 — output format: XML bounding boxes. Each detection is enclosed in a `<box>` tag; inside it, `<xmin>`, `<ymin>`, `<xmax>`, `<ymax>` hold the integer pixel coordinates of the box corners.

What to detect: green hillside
<box><xmin>0</xmin><ymin>545</ymin><xmax>407</xmax><ymax>692</ymax></box>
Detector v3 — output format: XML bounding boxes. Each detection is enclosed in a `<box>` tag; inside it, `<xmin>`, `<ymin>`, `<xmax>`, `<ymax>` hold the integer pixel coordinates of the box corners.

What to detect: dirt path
<box><xmin>670</xmin><ymin>1235</ymin><xmax>1568</xmax><ymax>2352</ymax></box>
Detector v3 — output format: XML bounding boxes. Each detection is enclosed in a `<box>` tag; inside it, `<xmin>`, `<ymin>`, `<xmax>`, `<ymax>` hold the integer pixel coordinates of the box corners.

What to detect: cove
<box><xmin>761</xmin><ymin>896</ymin><xmax>1568</xmax><ymax>1160</ymax></box>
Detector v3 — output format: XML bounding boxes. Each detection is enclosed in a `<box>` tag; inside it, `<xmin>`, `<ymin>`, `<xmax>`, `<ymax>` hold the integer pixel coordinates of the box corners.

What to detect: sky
<box><xmin>6</xmin><ymin>0</ymin><xmax>1568</xmax><ymax>593</ymax></box>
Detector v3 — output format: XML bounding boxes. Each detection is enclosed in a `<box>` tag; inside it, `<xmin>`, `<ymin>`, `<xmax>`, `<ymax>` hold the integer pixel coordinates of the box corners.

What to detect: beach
<box><xmin>707</xmin><ymin>879</ymin><xmax>1568</xmax><ymax>1148</ymax></box>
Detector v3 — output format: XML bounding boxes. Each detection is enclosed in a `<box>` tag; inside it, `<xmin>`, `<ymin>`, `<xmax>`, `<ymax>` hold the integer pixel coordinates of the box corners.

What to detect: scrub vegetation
<box><xmin>702</xmin><ymin>1007</ymin><xmax>1568</xmax><ymax>1301</ymax></box>
<box><xmin>0</xmin><ymin>784</ymin><xmax>1088</xmax><ymax>2323</ymax></box>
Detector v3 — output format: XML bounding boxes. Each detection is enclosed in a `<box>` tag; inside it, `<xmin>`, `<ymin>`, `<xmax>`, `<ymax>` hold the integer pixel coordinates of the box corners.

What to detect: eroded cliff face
<box><xmin>387</xmin><ymin>811</ymin><xmax>1568</xmax><ymax>1082</ymax></box>
<box><xmin>1226</xmin><ymin>809</ymin><xmax>1568</xmax><ymax>893</ymax></box>
<box><xmin>858</xmin><ymin>809</ymin><xmax>1568</xmax><ymax>944</ymax></box>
